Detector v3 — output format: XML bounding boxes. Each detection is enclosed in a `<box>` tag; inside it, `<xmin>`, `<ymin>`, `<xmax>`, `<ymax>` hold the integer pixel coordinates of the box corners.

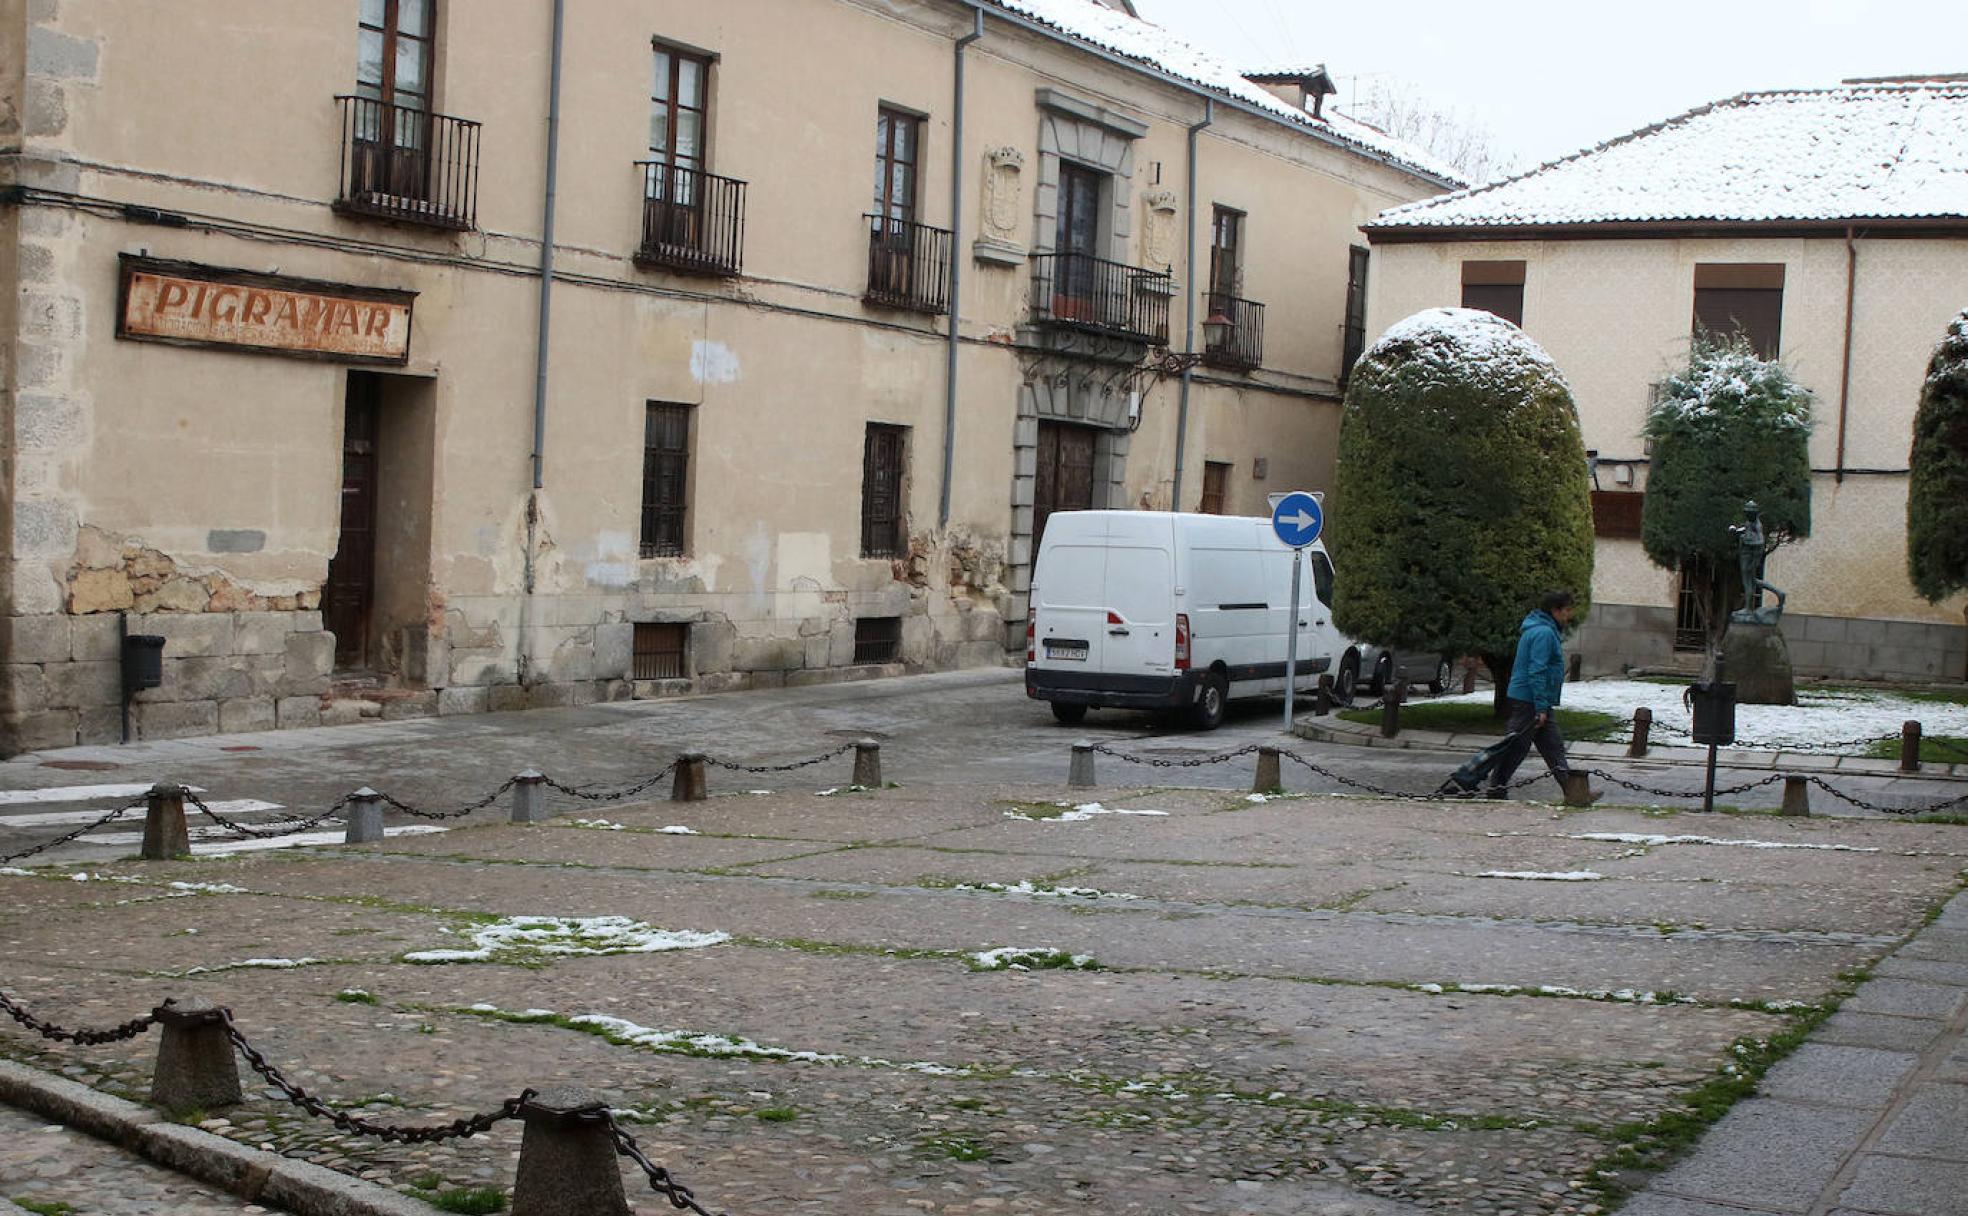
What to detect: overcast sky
<box><xmin>1131</xmin><ymin>0</ymin><xmax>1958</xmax><ymax>174</ymax></box>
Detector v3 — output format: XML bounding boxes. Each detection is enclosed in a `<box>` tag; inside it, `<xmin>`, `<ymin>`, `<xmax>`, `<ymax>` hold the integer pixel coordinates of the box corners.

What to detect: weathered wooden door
<box><xmin>324</xmin><ymin>375</ymin><xmax>381</xmax><ymax>670</ymax></box>
<box><xmin>1033</xmin><ymin>421</ymin><xmax>1096</xmax><ymax>559</ymax></box>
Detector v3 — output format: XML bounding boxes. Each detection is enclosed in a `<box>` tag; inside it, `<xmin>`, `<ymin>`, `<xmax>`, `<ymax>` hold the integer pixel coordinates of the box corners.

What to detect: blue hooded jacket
<box><xmin>1505</xmin><ymin>609</ymin><xmax>1566</xmax><ymax>712</ymax></box>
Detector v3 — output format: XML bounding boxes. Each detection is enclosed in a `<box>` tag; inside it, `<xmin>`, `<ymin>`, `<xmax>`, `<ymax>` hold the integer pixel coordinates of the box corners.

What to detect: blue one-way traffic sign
<box><xmin>1270</xmin><ymin>491</ymin><xmax>1324</xmax><ymax>548</ymax></box>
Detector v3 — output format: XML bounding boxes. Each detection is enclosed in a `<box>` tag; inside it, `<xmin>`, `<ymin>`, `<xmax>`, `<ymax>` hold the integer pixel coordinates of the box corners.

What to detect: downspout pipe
<box><xmin>1834</xmin><ymin>225</ymin><xmax>1856</xmax><ymax>485</ymax></box>
<box><xmin>940</xmin><ymin>4</ymin><xmax>984</xmax><ymax>527</ymax></box>
<box><xmin>519</xmin><ymin>0</ymin><xmax>566</xmax><ymax>683</ymax></box>
<box><xmin>1170</xmin><ymin>97</ymin><xmax>1212</xmax><ymax>513</ymax></box>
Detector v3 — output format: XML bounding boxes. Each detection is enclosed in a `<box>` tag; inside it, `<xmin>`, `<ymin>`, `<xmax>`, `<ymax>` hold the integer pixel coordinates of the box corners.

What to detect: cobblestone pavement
<box><xmin>0</xmin><ymin>1102</ymin><xmax>287</xmax><ymax>1214</ymax></box>
<box><xmin>1</xmin><ymin>776</ymin><xmax>1963</xmax><ymax>1214</ymax></box>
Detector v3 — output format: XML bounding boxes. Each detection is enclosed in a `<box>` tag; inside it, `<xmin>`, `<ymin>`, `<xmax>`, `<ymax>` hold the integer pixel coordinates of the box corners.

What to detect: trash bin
<box><xmin>122</xmin><ymin>634</ymin><xmax>166</xmax><ymax>693</ymax></box>
<box><xmin>1687</xmin><ymin>678</ymin><xmax>1737</xmax><ymax>746</ymax></box>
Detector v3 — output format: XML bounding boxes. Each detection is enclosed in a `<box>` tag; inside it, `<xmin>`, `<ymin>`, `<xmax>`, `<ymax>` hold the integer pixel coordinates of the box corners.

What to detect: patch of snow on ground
<box><xmin>954</xmin><ymin>880</ymin><xmax>1140</xmax><ymax>901</ymax></box>
<box><xmin>569</xmin><ymin>819</ymin><xmax>624</xmax><ymax>831</ymax></box>
<box><xmin>1574</xmin><ymin>832</ymin><xmax>1880</xmax><ymax>853</ymax></box>
<box><xmin>167</xmin><ymin>881</ymin><xmax>247</xmax><ymax>893</ymax></box>
<box><xmin>403</xmin><ymin>915</ymin><xmax>729</xmax><ymax>964</ymax></box>
<box><xmin>1433</xmin><ymin>678</ymin><xmax>1968</xmax><ymax>749</ymax></box>
<box><xmin>571</xmin><ymin>1015</ymin><xmax>849</xmax><ymax>1063</ymax></box>
<box><xmin>181</xmin><ymin>957</ymin><xmax>322</xmax><ymax>975</ymax></box>
<box><xmin>658</xmin><ymin>825</ymin><xmax>699</xmax><ymax>835</ymax></box>
<box><xmin>968</xmin><ymin>946</ymin><xmax>1096</xmax><ymax>970</ymax></box>
<box><xmin>1476</xmin><ymin>870</ymin><xmax>1605</xmax><ymax>881</ymax></box>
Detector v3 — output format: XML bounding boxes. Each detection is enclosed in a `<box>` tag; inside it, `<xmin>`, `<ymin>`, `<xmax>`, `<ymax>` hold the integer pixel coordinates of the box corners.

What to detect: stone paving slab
<box><xmin>1873</xmin><ymin>1082</ymin><xmax>1968</xmax><ymax>1160</ymax></box>
<box><xmin>1754</xmin><ymin>1043</ymin><xmax>1918</xmax><ymax>1107</ymax></box>
<box><xmin>0</xmin><ymin>1104</ymin><xmax>289</xmax><ymax>1215</ymax></box>
<box><xmin>1645</xmin><ymin>1098</ymin><xmax>1876</xmax><ymax>1210</ymax></box>
<box><xmin>1832</xmin><ymin>1152</ymin><xmax>1968</xmax><ymax>1214</ymax></box>
<box><xmin>3</xmin><ymin>784</ymin><xmax>1964</xmax><ymax>1215</ymax></box>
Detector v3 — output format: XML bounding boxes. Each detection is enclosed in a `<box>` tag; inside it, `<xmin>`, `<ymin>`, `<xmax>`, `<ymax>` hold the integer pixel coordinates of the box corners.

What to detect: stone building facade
<box><xmin>0</xmin><ymin>0</ymin><xmax>1450</xmax><ymax>751</ymax></box>
<box><xmin>1364</xmin><ymin>82</ymin><xmax>1968</xmax><ymax>683</ymax></box>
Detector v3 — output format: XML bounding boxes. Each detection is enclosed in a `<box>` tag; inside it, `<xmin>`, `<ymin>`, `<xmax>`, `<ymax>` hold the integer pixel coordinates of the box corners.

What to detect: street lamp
<box><xmin>1146</xmin><ymin>304</ymin><xmax>1235</xmax><ymax>376</ymax></box>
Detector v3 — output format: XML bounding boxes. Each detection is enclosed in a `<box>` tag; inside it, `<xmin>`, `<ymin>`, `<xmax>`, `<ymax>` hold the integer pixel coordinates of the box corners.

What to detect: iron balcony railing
<box><xmin>333</xmin><ymin>96</ymin><xmax>480</xmax><ymax>230</ymax></box>
<box><xmin>635</xmin><ymin>162</ymin><xmax>746</xmax><ymax>277</ymax></box>
<box><xmin>864</xmin><ymin>215</ymin><xmax>952</xmax><ymax>314</ymax></box>
<box><xmin>1202</xmin><ymin>292</ymin><xmax>1265</xmax><ymax>371</ymax></box>
<box><xmin>1029</xmin><ymin>252</ymin><xmax>1171</xmax><ymax>344</ymax></box>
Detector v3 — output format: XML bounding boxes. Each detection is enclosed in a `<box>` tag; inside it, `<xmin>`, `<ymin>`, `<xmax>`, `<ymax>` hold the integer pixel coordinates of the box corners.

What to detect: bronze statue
<box><xmin>1727</xmin><ymin>500</ymin><xmax>1785</xmax><ymax>625</ymax></box>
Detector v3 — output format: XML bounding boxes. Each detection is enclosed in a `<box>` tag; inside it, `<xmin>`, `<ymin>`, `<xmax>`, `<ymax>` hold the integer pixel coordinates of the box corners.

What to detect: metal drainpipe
<box><xmin>1834</xmin><ymin>225</ymin><xmax>1857</xmax><ymax>485</ymax></box>
<box><xmin>940</xmin><ymin>4</ymin><xmax>984</xmax><ymax>527</ymax></box>
<box><xmin>1170</xmin><ymin>98</ymin><xmax>1213</xmax><ymax>513</ymax></box>
<box><xmin>518</xmin><ymin>0</ymin><xmax>567</xmax><ymax>685</ymax></box>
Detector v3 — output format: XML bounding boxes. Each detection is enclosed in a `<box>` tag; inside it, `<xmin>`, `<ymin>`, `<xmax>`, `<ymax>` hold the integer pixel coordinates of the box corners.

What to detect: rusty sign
<box><xmin>117</xmin><ymin>256</ymin><xmax>416</xmax><ymax>365</ymax></box>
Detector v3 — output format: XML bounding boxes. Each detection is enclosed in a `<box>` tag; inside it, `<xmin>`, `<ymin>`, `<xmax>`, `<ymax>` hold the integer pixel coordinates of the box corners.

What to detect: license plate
<box><xmin>1046</xmin><ymin>642</ymin><xmax>1089</xmax><ymax>661</ymax></box>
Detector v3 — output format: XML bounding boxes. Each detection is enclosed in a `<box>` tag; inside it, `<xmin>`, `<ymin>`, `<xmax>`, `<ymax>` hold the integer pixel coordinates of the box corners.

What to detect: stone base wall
<box><xmin>0</xmin><ymin>592</ymin><xmax>1012</xmax><ymax>754</ymax></box>
<box><xmin>0</xmin><ymin>609</ymin><xmax>333</xmax><ymax>753</ymax></box>
<box><xmin>1579</xmin><ymin>602</ymin><xmax>1968</xmax><ymax>683</ymax></box>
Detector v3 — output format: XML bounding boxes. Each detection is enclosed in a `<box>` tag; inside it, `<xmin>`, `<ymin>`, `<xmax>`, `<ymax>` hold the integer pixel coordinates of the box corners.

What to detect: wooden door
<box><xmin>324</xmin><ymin>375</ymin><xmax>381</xmax><ymax>670</ymax></box>
<box><xmin>1033</xmin><ymin>421</ymin><xmax>1096</xmax><ymax>559</ymax></box>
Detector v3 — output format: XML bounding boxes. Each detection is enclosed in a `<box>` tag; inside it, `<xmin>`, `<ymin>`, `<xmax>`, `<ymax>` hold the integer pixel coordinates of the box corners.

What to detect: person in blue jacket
<box><xmin>1486</xmin><ymin>590</ymin><xmax>1601</xmax><ymax>802</ymax></box>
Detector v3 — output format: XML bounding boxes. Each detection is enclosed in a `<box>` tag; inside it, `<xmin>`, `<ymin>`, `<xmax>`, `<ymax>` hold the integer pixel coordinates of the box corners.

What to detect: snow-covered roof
<box><xmin>982</xmin><ymin>0</ymin><xmax>1463</xmax><ymax>187</ymax></box>
<box><xmin>1368</xmin><ymin>83</ymin><xmax>1968</xmax><ymax>235</ymax></box>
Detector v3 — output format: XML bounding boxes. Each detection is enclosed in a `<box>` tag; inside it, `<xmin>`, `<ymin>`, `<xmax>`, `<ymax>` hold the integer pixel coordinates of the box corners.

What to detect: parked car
<box><xmin>1024</xmin><ymin>510</ymin><xmax>1348</xmax><ymax>729</ymax></box>
<box><xmin>1351</xmin><ymin>644</ymin><xmax>1455</xmax><ymax>697</ymax></box>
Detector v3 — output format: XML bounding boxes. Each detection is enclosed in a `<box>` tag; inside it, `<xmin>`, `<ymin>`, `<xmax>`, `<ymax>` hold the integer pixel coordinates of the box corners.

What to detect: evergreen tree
<box><xmin>1907</xmin><ymin>309</ymin><xmax>1968</xmax><ymax>604</ymax></box>
<box><xmin>1330</xmin><ymin>308</ymin><xmax>1595</xmax><ymax>710</ymax></box>
<box><xmin>1640</xmin><ymin>337</ymin><xmax>1814</xmax><ymax>658</ymax></box>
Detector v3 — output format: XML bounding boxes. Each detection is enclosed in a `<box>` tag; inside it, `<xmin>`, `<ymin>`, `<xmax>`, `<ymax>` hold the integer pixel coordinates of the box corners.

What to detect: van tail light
<box><xmin>1174</xmin><ymin>614</ymin><xmax>1191</xmax><ymax>670</ymax></box>
<box><xmin>1025</xmin><ymin>607</ymin><xmax>1036</xmax><ymax>665</ymax></box>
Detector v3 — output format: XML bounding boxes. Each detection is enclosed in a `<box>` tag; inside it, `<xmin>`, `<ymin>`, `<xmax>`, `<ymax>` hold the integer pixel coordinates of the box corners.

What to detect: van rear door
<box><xmin>1031</xmin><ymin>516</ymin><xmax>1110</xmax><ymax>671</ymax></box>
<box><xmin>1099</xmin><ymin>530</ymin><xmax>1176</xmax><ymax>676</ymax></box>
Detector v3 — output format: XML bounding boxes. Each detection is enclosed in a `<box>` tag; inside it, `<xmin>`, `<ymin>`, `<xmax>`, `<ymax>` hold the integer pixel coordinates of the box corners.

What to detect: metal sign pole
<box><xmin>1283</xmin><ymin>546</ymin><xmax>1303</xmax><ymax>730</ymax></box>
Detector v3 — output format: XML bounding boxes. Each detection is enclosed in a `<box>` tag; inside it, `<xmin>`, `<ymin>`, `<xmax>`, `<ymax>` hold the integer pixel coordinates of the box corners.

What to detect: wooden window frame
<box><xmin>650</xmin><ymin>41</ymin><xmax>713</xmax><ymax>180</ymax></box>
<box><xmin>358</xmin><ymin>0</ymin><xmax>435</xmax><ymax>114</ymax></box>
<box><xmin>1460</xmin><ymin>260</ymin><xmax>1525</xmax><ymax>327</ymax></box>
<box><xmin>1340</xmin><ymin>245</ymin><xmax>1370</xmax><ymax>383</ymax></box>
<box><xmin>874</xmin><ymin>106</ymin><xmax>922</xmax><ymax>225</ymax></box>
<box><xmin>861</xmin><ymin>423</ymin><xmax>907</xmax><ymax>559</ymax></box>
<box><xmin>1208</xmin><ymin>206</ymin><xmax>1243</xmax><ymax>298</ymax></box>
<box><xmin>640</xmin><ymin>402</ymin><xmax>692</xmax><ymax>558</ymax></box>
<box><xmin>1198</xmin><ymin>460</ymin><xmax>1231</xmax><ymax>515</ymax></box>
<box><xmin>1590</xmin><ymin>489</ymin><xmax>1645</xmax><ymax>540</ymax></box>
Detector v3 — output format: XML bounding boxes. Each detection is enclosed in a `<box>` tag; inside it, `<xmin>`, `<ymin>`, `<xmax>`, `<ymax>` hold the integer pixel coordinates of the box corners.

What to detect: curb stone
<box><xmin>0</xmin><ymin>1059</ymin><xmax>437</xmax><ymax>1216</ymax></box>
<box><xmin>1295</xmin><ymin>715</ymin><xmax>1968</xmax><ymax>781</ymax></box>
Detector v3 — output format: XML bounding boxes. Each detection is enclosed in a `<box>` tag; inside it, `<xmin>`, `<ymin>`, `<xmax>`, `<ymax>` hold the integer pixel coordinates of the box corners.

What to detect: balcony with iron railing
<box><xmin>634</xmin><ymin>162</ymin><xmax>746</xmax><ymax>277</ymax></box>
<box><xmin>1028</xmin><ymin>252</ymin><xmax>1172</xmax><ymax>345</ymax></box>
<box><xmin>1201</xmin><ymin>292</ymin><xmax>1265</xmax><ymax>372</ymax></box>
<box><xmin>863</xmin><ymin>215</ymin><xmax>952</xmax><ymax>315</ymax></box>
<box><xmin>333</xmin><ymin>96</ymin><xmax>481</xmax><ymax>230</ymax></box>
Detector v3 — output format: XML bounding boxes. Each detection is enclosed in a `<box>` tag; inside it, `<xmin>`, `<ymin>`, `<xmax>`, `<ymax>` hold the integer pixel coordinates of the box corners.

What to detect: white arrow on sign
<box><xmin>1282</xmin><ymin>509</ymin><xmax>1317</xmax><ymax>531</ymax></box>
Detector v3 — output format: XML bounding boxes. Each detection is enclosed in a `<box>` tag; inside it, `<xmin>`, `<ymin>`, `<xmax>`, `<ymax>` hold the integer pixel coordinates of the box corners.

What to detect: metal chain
<box><xmin>0</xmin><ymin>988</ymin><xmax>158</xmax><ymax>1045</ymax></box>
<box><xmin>224</xmin><ymin>1011</ymin><xmax>533</xmax><ymax>1144</ymax></box>
<box><xmin>1803</xmin><ymin>775</ymin><xmax>1968</xmax><ymax>818</ymax></box>
<box><xmin>186</xmin><ymin>791</ymin><xmax>351</xmax><ymax>840</ymax></box>
<box><xmin>1276</xmin><ymin>748</ymin><xmax>1543</xmax><ymax>801</ymax></box>
<box><xmin>1585</xmin><ymin>769</ymin><xmax>1787</xmax><ymax>801</ymax></box>
<box><xmin>601</xmin><ymin>1111</ymin><xmax>719</xmax><ymax>1214</ymax></box>
<box><xmin>375</xmin><ymin>776</ymin><xmax>520</xmax><ymax>821</ymax></box>
<box><xmin>1089</xmin><ymin>742</ymin><xmax>1263</xmax><ymax>768</ymax></box>
<box><xmin>540</xmin><ymin>764</ymin><xmax>678</xmax><ymax>803</ymax></box>
<box><xmin>703</xmin><ymin>742</ymin><xmax>858</xmax><ymax>774</ymax></box>
<box><xmin>0</xmin><ymin>798</ymin><xmax>147</xmax><ymax>863</ymax></box>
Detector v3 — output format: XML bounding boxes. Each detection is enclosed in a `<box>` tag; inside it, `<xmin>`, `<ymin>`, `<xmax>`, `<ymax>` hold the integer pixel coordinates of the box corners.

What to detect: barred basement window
<box><xmin>632</xmin><ymin>622</ymin><xmax>688</xmax><ymax>680</ymax></box>
<box><xmin>854</xmin><ymin>616</ymin><xmax>902</xmax><ymax>664</ymax></box>
<box><xmin>861</xmin><ymin>423</ymin><xmax>907</xmax><ymax>558</ymax></box>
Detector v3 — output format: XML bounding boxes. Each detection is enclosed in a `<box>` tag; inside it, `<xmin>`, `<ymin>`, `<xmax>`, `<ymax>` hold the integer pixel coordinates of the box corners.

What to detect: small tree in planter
<box><xmin>1331</xmin><ymin>308</ymin><xmax>1595</xmax><ymax>713</ymax></box>
<box><xmin>1640</xmin><ymin>337</ymin><xmax>1814</xmax><ymax>672</ymax></box>
<box><xmin>1907</xmin><ymin>308</ymin><xmax>1968</xmax><ymax>675</ymax></box>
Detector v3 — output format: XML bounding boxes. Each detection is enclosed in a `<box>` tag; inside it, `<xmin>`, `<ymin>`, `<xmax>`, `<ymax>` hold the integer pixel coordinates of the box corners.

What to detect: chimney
<box><xmin>1243</xmin><ymin>65</ymin><xmax>1338</xmax><ymax>118</ymax></box>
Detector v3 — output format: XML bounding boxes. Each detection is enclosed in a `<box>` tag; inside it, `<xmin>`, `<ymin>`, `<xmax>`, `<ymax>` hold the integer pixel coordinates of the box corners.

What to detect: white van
<box><xmin>1024</xmin><ymin>510</ymin><xmax>1349</xmax><ymax>729</ymax></box>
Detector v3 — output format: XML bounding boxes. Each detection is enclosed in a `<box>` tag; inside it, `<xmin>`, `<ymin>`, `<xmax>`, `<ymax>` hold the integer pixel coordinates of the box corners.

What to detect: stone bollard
<box><xmin>1252</xmin><ymin>746</ymin><xmax>1281</xmax><ymax>794</ymax></box>
<box><xmin>141</xmin><ymin>783</ymin><xmax>190</xmax><ymax>860</ymax></box>
<box><xmin>1068</xmin><ymin>740</ymin><xmax>1096</xmax><ymax>789</ymax></box>
<box><xmin>1313</xmin><ymin>674</ymin><xmax>1333</xmax><ymax>716</ymax></box>
<box><xmin>1780</xmin><ymin>774</ymin><xmax>1811</xmax><ymax>817</ymax></box>
<box><xmin>511</xmin><ymin>769</ymin><xmax>550</xmax><ymax>824</ymax></box>
<box><xmin>1380</xmin><ymin>678</ymin><xmax>1407</xmax><ymax>738</ymax></box>
<box><xmin>1566</xmin><ymin>653</ymin><xmax>1583</xmax><ymax>683</ymax></box>
<box><xmin>1901</xmin><ymin>721</ymin><xmax>1922</xmax><ymax>773</ymax></box>
<box><xmin>1461</xmin><ymin>663</ymin><xmax>1477</xmax><ymax>695</ymax></box>
<box><xmin>852</xmin><ymin>739</ymin><xmax>882</xmax><ymax>788</ymax></box>
<box><xmin>1627</xmin><ymin>707</ymin><xmax>1653</xmax><ymax>759</ymax></box>
<box><xmin>671</xmin><ymin>752</ymin><xmax>707</xmax><ymax>802</ymax></box>
<box><xmin>509</xmin><ymin>1088</ymin><xmax>631</xmax><ymax>1216</ymax></box>
<box><xmin>344</xmin><ymin>788</ymin><xmax>385</xmax><ymax>844</ymax></box>
<box><xmin>150</xmin><ymin>998</ymin><xmax>241</xmax><ymax>1115</ymax></box>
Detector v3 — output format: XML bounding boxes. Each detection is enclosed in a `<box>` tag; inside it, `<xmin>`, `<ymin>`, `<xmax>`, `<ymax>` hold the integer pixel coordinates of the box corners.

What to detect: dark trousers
<box><xmin>1489</xmin><ymin>697</ymin><xmax>1572</xmax><ymax>790</ymax></box>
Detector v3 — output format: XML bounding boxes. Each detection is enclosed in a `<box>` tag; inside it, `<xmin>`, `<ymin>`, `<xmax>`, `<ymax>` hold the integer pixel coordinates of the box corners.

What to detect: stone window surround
<box><xmin>1032</xmin><ymin>88</ymin><xmax>1145</xmax><ymax>260</ymax></box>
